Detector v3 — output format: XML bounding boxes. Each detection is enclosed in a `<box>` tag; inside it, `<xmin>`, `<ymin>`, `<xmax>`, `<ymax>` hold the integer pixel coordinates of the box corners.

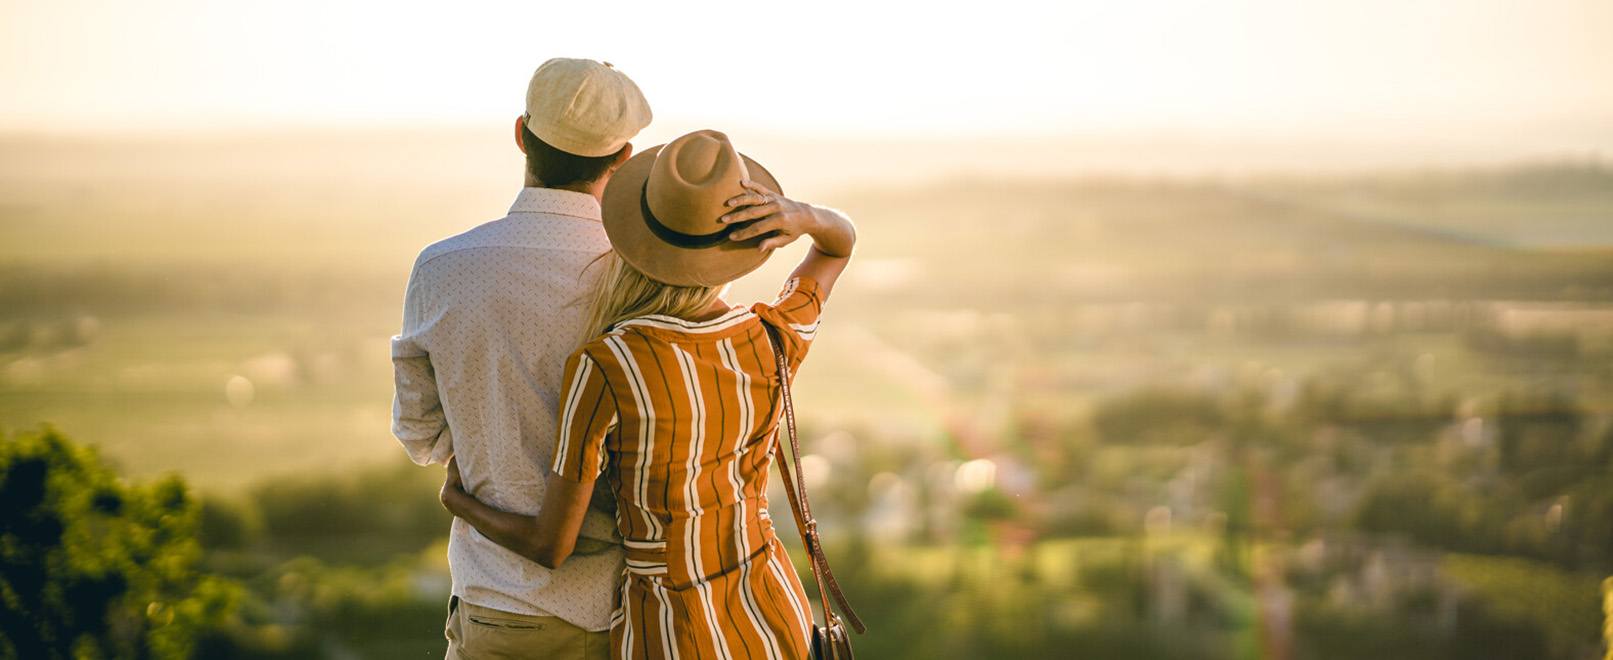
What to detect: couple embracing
<box><xmin>391</xmin><ymin>58</ymin><xmax>858</xmax><ymax>660</ymax></box>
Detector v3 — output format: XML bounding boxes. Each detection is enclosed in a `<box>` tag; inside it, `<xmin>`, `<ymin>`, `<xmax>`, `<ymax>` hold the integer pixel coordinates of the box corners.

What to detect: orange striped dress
<box><xmin>551</xmin><ymin>276</ymin><xmax>823</xmax><ymax>660</ymax></box>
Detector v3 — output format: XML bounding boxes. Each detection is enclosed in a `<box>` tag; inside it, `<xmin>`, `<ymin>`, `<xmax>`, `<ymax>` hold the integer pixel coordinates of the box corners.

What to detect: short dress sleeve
<box><xmin>751</xmin><ymin>276</ymin><xmax>824</xmax><ymax>373</ymax></box>
<box><xmin>551</xmin><ymin>348</ymin><xmax>617</xmax><ymax>483</ymax></box>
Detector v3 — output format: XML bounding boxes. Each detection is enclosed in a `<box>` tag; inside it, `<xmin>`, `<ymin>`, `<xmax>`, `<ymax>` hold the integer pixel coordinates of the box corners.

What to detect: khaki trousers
<box><xmin>445</xmin><ymin>596</ymin><xmax>610</xmax><ymax>660</ymax></box>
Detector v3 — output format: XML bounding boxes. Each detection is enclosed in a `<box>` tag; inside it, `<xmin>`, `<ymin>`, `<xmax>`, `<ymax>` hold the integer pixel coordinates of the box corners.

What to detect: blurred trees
<box><xmin>1071</xmin><ymin>373</ymin><xmax>1613</xmax><ymax>573</ymax></box>
<box><xmin>1092</xmin><ymin>389</ymin><xmax>1228</xmax><ymax>448</ymax></box>
<box><xmin>0</xmin><ymin>428</ymin><xmax>238</xmax><ymax>660</ymax></box>
<box><xmin>1352</xmin><ymin>473</ymin><xmax>1481</xmax><ymax>551</ymax></box>
<box><xmin>248</xmin><ymin>461</ymin><xmax>451</xmax><ymax>547</ymax></box>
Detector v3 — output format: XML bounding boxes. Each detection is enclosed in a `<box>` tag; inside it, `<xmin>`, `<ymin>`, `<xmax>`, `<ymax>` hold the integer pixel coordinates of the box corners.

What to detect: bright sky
<box><xmin>2</xmin><ymin>0</ymin><xmax>1609</xmax><ymax>141</ymax></box>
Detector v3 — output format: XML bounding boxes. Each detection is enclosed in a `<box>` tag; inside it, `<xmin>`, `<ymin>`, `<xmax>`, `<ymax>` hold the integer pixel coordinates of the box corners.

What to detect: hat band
<box><xmin>640</xmin><ymin>180</ymin><xmax>758</xmax><ymax>249</ymax></box>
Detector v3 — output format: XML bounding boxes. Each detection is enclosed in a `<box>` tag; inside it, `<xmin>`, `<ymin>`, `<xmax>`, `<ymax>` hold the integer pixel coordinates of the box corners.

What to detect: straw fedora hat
<box><xmin>602</xmin><ymin>130</ymin><xmax>781</xmax><ymax>287</ymax></box>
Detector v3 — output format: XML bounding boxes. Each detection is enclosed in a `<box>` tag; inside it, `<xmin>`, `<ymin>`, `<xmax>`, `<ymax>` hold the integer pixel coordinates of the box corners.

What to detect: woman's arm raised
<box><xmin>721</xmin><ymin>180</ymin><xmax>857</xmax><ymax>298</ymax></box>
<box><xmin>440</xmin><ymin>456</ymin><xmax>592</xmax><ymax>569</ymax></box>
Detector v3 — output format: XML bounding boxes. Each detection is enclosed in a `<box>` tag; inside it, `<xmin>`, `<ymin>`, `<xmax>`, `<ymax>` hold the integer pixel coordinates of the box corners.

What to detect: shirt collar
<box><xmin>509</xmin><ymin>187</ymin><xmax>602</xmax><ymax>222</ymax></box>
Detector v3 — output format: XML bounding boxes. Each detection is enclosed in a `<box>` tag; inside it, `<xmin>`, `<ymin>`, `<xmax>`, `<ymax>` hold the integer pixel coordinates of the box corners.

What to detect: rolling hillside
<box><xmin>1</xmin><ymin>131</ymin><xmax>1611</xmax><ymax>488</ymax></box>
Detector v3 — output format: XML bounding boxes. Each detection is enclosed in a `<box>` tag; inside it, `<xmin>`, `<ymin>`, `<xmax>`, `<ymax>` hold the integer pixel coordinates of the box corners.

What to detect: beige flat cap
<box><xmin>525</xmin><ymin>58</ymin><xmax>652</xmax><ymax>158</ymax></box>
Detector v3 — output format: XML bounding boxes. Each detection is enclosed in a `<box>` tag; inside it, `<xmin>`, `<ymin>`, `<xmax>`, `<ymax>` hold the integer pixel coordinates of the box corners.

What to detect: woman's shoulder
<box><xmin>750</xmin><ymin>276</ymin><xmax>824</xmax><ymax>327</ymax></box>
<box><xmin>570</xmin><ymin>333</ymin><xmax>623</xmax><ymax>366</ymax></box>
<box><xmin>760</xmin><ymin>276</ymin><xmax>821</xmax><ymax>309</ymax></box>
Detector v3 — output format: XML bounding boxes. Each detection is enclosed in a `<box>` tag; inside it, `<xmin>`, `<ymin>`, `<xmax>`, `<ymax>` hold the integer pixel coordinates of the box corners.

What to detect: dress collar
<box><xmin>509</xmin><ymin>187</ymin><xmax>602</xmax><ymax>222</ymax></box>
<box><xmin>614</xmin><ymin>307</ymin><xmax>755</xmax><ymax>334</ymax></box>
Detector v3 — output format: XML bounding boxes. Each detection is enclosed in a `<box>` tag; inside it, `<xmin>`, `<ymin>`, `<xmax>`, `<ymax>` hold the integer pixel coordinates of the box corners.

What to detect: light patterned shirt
<box><xmin>391</xmin><ymin>187</ymin><xmax>622</xmax><ymax>630</ymax></box>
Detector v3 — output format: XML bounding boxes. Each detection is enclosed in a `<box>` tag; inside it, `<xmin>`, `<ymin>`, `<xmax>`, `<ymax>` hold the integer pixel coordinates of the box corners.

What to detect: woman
<box><xmin>439</xmin><ymin>129</ymin><xmax>856</xmax><ymax>660</ymax></box>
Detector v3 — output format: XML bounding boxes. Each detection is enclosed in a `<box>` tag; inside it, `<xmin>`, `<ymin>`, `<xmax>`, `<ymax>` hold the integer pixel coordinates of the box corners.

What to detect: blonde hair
<box><xmin>580</xmin><ymin>252</ymin><xmax>724</xmax><ymax>345</ymax></box>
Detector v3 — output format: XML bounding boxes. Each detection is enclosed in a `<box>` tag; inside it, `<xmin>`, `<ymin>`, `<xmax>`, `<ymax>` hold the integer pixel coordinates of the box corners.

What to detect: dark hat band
<box><xmin>640</xmin><ymin>179</ymin><xmax>759</xmax><ymax>249</ymax></box>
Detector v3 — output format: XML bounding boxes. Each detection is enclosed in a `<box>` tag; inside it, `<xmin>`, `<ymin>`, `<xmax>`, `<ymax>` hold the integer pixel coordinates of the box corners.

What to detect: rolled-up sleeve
<box><xmin>551</xmin><ymin>349</ymin><xmax>616</xmax><ymax>483</ymax></box>
<box><xmin>391</xmin><ymin>268</ymin><xmax>452</xmax><ymax>466</ymax></box>
<box><xmin>752</xmin><ymin>276</ymin><xmax>823</xmax><ymax>373</ymax></box>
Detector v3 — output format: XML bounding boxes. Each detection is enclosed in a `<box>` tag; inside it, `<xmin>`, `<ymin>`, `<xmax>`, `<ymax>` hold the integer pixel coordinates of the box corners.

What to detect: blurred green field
<box><xmin>0</xmin><ymin>311</ymin><xmax>397</xmax><ymax>490</ymax></box>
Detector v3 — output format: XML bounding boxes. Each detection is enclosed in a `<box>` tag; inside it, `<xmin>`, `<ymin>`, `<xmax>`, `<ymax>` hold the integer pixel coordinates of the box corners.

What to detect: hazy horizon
<box><xmin>4</xmin><ymin>122</ymin><xmax>1608</xmax><ymax>203</ymax></box>
<box><xmin>7</xmin><ymin>0</ymin><xmax>1610</xmax><ymax>201</ymax></box>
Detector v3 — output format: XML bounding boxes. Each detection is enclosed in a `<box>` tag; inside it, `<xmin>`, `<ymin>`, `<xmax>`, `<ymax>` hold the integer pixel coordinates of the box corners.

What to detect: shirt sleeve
<box><xmin>751</xmin><ymin>276</ymin><xmax>824</xmax><ymax>372</ymax></box>
<box><xmin>391</xmin><ymin>268</ymin><xmax>452</xmax><ymax>466</ymax></box>
<box><xmin>551</xmin><ymin>349</ymin><xmax>617</xmax><ymax>483</ymax></box>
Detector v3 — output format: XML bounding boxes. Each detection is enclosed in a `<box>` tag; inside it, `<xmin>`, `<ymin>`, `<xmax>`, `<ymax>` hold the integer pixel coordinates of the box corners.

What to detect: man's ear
<box><xmin>608</xmin><ymin>143</ymin><xmax>633</xmax><ymax>172</ymax></box>
<box><xmin>514</xmin><ymin>116</ymin><xmax>529</xmax><ymax>155</ymax></box>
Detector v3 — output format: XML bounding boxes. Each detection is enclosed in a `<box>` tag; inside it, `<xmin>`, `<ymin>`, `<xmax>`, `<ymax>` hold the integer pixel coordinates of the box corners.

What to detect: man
<box><xmin>391</xmin><ymin>58</ymin><xmax>651</xmax><ymax>660</ymax></box>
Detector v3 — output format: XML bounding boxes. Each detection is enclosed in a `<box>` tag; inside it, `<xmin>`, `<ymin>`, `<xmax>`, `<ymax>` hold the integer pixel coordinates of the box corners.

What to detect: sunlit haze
<box><xmin>2</xmin><ymin>0</ymin><xmax>1609</xmax><ymax>150</ymax></box>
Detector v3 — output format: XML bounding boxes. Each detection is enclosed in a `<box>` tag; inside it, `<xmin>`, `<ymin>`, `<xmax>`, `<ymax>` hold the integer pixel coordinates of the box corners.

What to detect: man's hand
<box><xmin>441</xmin><ymin>455</ymin><xmax>465</xmax><ymax>515</ymax></box>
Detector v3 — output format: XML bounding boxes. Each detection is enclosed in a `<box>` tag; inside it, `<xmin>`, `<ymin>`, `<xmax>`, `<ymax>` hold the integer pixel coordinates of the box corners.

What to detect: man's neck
<box><xmin>523</xmin><ymin>174</ymin><xmax>607</xmax><ymax>204</ymax></box>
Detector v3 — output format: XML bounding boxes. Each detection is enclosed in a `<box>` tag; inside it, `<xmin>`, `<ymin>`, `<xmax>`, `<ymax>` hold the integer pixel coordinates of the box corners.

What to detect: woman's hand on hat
<box><xmin>720</xmin><ymin>180</ymin><xmax>816</xmax><ymax>252</ymax></box>
<box><xmin>725</xmin><ymin>177</ymin><xmax>857</xmax><ymax>297</ymax></box>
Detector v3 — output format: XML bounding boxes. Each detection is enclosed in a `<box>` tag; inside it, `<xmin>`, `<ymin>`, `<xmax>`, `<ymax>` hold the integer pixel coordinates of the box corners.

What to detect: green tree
<box><xmin>1092</xmin><ymin>389</ymin><xmax>1225</xmax><ymax>447</ymax></box>
<box><xmin>1495</xmin><ymin>391</ymin><xmax>1583</xmax><ymax>476</ymax></box>
<box><xmin>0</xmin><ymin>428</ymin><xmax>238</xmax><ymax>660</ymax></box>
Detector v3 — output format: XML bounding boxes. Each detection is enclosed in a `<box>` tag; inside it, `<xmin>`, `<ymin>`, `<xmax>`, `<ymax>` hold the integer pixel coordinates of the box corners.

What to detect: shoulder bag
<box><xmin>764</xmin><ymin>324</ymin><xmax>867</xmax><ymax>660</ymax></box>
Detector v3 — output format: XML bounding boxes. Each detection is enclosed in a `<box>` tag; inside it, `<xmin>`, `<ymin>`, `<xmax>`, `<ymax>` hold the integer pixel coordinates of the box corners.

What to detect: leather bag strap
<box><xmin>765</xmin><ymin>323</ymin><xmax>866</xmax><ymax>635</ymax></box>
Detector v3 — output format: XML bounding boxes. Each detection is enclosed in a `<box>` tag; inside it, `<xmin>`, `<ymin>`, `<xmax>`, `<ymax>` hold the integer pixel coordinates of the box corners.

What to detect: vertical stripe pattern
<box><xmin>551</xmin><ymin>278</ymin><xmax>825</xmax><ymax>660</ymax></box>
